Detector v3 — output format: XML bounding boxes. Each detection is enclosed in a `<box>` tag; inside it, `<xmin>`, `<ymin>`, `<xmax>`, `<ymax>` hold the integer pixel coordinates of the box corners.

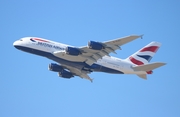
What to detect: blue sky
<box><xmin>1</xmin><ymin>0</ymin><xmax>180</xmax><ymax>117</ymax></box>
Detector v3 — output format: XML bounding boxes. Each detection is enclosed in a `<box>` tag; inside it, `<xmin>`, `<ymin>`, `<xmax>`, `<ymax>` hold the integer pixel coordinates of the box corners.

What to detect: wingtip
<box><xmin>140</xmin><ymin>34</ymin><xmax>144</xmax><ymax>39</ymax></box>
<box><xmin>130</xmin><ymin>34</ymin><xmax>143</xmax><ymax>39</ymax></box>
<box><xmin>90</xmin><ymin>78</ymin><xmax>94</xmax><ymax>83</ymax></box>
<box><xmin>156</xmin><ymin>62</ymin><xmax>166</xmax><ymax>66</ymax></box>
<box><xmin>162</xmin><ymin>62</ymin><xmax>167</xmax><ymax>66</ymax></box>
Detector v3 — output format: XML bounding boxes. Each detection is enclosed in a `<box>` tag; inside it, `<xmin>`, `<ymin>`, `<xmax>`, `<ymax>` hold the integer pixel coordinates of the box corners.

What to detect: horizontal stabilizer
<box><xmin>133</xmin><ymin>62</ymin><xmax>166</xmax><ymax>71</ymax></box>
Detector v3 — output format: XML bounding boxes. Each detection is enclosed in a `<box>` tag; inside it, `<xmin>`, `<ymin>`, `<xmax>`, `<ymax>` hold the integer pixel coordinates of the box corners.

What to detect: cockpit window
<box><xmin>19</xmin><ymin>39</ymin><xmax>23</xmax><ymax>41</ymax></box>
<box><xmin>30</xmin><ymin>38</ymin><xmax>36</xmax><ymax>42</ymax></box>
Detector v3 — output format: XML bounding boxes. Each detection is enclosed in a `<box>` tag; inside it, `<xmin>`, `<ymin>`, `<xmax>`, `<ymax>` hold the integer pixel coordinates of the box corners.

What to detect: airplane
<box><xmin>13</xmin><ymin>35</ymin><xmax>166</xmax><ymax>82</ymax></box>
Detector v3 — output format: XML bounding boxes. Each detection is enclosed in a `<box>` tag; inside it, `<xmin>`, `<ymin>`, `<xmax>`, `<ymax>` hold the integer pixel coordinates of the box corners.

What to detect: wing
<box><xmin>62</xmin><ymin>64</ymin><xmax>93</xmax><ymax>82</ymax></box>
<box><xmin>79</xmin><ymin>35</ymin><xmax>142</xmax><ymax>65</ymax></box>
<box><xmin>53</xmin><ymin>35</ymin><xmax>142</xmax><ymax>66</ymax></box>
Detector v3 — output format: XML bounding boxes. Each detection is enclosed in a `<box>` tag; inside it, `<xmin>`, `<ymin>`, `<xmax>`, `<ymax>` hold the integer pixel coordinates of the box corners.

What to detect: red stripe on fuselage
<box><xmin>33</xmin><ymin>38</ymin><xmax>50</xmax><ymax>43</ymax></box>
<box><xmin>140</xmin><ymin>46</ymin><xmax>159</xmax><ymax>52</ymax></box>
<box><xmin>129</xmin><ymin>56</ymin><xmax>144</xmax><ymax>65</ymax></box>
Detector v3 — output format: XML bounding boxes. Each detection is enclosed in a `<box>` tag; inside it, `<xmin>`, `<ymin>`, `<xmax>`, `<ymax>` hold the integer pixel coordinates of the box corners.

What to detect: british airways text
<box><xmin>36</xmin><ymin>42</ymin><xmax>65</xmax><ymax>50</ymax></box>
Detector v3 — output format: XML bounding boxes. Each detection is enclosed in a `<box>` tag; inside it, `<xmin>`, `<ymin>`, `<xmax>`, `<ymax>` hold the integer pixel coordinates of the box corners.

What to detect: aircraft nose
<box><xmin>13</xmin><ymin>41</ymin><xmax>17</xmax><ymax>46</ymax></box>
<box><xmin>13</xmin><ymin>40</ymin><xmax>22</xmax><ymax>49</ymax></box>
<box><xmin>13</xmin><ymin>41</ymin><xmax>18</xmax><ymax>48</ymax></box>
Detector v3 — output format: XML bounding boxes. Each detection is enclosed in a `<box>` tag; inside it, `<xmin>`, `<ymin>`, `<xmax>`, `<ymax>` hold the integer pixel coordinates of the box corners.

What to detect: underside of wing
<box><xmin>49</xmin><ymin>63</ymin><xmax>93</xmax><ymax>82</ymax></box>
<box><xmin>62</xmin><ymin>64</ymin><xmax>93</xmax><ymax>82</ymax></box>
<box><xmin>79</xmin><ymin>35</ymin><xmax>142</xmax><ymax>65</ymax></box>
<box><xmin>52</xmin><ymin>35</ymin><xmax>142</xmax><ymax>66</ymax></box>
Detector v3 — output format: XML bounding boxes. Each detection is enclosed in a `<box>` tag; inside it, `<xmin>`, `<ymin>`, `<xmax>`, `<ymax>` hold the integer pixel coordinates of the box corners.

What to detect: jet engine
<box><xmin>88</xmin><ymin>41</ymin><xmax>104</xmax><ymax>50</ymax></box>
<box><xmin>65</xmin><ymin>46</ymin><xmax>81</xmax><ymax>56</ymax></box>
<box><xmin>48</xmin><ymin>63</ymin><xmax>63</xmax><ymax>72</ymax></box>
<box><xmin>58</xmin><ymin>70</ymin><xmax>74</xmax><ymax>78</ymax></box>
<box><xmin>48</xmin><ymin>63</ymin><xmax>74</xmax><ymax>79</ymax></box>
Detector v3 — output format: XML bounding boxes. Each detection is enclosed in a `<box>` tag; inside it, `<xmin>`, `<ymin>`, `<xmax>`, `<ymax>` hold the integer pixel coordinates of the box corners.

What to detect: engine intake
<box><xmin>88</xmin><ymin>41</ymin><xmax>104</xmax><ymax>50</ymax></box>
<box><xmin>58</xmin><ymin>70</ymin><xmax>74</xmax><ymax>78</ymax></box>
<box><xmin>65</xmin><ymin>47</ymin><xmax>81</xmax><ymax>56</ymax></box>
<box><xmin>48</xmin><ymin>63</ymin><xmax>63</xmax><ymax>72</ymax></box>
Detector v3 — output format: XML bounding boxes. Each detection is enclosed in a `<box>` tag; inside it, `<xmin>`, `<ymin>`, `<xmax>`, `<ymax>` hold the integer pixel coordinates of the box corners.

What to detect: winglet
<box><xmin>88</xmin><ymin>78</ymin><xmax>93</xmax><ymax>83</ymax></box>
<box><xmin>90</xmin><ymin>78</ymin><xmax>93</xmax><ymax>83</ymax></box>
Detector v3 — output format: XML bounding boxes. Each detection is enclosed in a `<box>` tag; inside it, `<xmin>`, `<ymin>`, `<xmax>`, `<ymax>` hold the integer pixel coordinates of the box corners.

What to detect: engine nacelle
<box><xmin>65</xmin><ymin>46</ymin><xmax>81</xmax><ymax>56</ymax></box>
<box><xmin>48</xmin><ymin>63</ymin><xmax>63</xmax><ymax>72</ymax></box>
<box><xmin>88</xmin><ymin>41</ymin><xmax>104</xmax><ymax>50</ymax></box>
<box><xmin>58</xmin><ymin>70</ymin><xmax>74</xmax><ymax>78</ymax></box>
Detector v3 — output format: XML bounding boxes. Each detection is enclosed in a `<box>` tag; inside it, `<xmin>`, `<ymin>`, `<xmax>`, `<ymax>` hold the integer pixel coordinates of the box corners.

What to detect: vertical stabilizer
<box><xmin>126</xmin><ymin>42</ymin><xmax>161</xmax><ymax>65</ymax></box>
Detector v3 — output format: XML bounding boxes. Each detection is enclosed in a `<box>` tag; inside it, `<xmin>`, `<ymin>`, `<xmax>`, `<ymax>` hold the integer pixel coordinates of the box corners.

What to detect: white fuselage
<box><xmin>13</xmin><ymin>37</ymin><xmax>146</xmax><ymax>75</ymax></box>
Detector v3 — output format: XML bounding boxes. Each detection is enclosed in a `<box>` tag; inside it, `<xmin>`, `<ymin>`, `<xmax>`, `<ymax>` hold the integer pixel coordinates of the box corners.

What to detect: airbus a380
<box><xmin>13</xmin><ymin>35</ymin><xmax>166</xmax><ymax>82</ymax></box>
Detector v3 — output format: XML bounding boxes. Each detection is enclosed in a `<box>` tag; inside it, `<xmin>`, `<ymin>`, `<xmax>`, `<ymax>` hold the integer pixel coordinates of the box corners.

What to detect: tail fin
<box><xmin>126</xmin><ymin>42</ymin><xmax>161</xmax><ymax>65</ymax></box>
